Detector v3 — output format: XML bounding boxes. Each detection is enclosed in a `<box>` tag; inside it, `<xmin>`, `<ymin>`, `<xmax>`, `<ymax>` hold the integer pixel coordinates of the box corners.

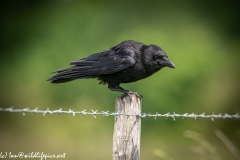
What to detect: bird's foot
<box><xmin>121</xmin><ymin>91</ymin><xmax>143</xmax><ymax>102</ymax></box>
<box><xmin>127</xmin><ymin>91</ymin><xmax>143</xmax><ymax>99</ymax></box>
<box><xmin>108</xmin><ymin>85</ymin><xmax>142</xmax><ymax>100</ymax></box>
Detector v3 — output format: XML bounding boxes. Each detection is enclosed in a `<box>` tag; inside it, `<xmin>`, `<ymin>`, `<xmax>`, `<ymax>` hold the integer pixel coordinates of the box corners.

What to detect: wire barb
<box><xmin>0</xmin><ymin>107</ymin><xmax>239</xmax><ymax>120</ymax></box>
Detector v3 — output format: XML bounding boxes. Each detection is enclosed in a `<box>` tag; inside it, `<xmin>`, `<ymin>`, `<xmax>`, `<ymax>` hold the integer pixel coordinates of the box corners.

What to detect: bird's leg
<box><xmin>108</xmin><ymin>85</ymin><xmax>127</xmax><ymax>93</ymax></box>
<box><xmin>108</xmin><ymin>85</ymin><xmax>143</xmax><ymax>99</ymax></box>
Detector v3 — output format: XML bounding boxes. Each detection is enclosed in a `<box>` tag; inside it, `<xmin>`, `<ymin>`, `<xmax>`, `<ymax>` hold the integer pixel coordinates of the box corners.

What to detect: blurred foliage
<box><xmin>0</xmin><ymin>0</ymin><xmax>239</xmax><ymax>159</ymax></box>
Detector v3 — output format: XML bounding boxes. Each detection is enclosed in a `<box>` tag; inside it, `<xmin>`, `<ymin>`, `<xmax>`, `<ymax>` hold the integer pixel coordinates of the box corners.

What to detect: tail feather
<box><xmin>50</xmin><ymin>78</ymin><xmax>73</xmax><ymax>83</ymax></box>
<box><xmin>48</xmin><ymin>65</ymin><xmax>96</xmax><ymax>83</ymax></box>
<box><xmin>70</xmin><ymin>60</ymin><xmax>96</xmax><ymax>65</ymax></box>
<box><xmin>53</xmin><ymin>66</ymin><xmax>91</xmax><ymax>73</ymax></box>
<box><xmin>50</xmin><ymin>73</ymin><xmax>90</xmax><ymax>80</ymax></box>
<box><xmin>48</xmin><ymin>50</ymin><xmax>121</xmax><ymax>83</ymax></box>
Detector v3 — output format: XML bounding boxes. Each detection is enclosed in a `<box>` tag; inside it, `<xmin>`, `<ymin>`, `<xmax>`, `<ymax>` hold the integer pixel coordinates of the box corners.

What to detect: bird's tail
<box><xmin>47</xmin><ymin>65</ymin><xmax>94</xmax><ymax>83</ymax></box>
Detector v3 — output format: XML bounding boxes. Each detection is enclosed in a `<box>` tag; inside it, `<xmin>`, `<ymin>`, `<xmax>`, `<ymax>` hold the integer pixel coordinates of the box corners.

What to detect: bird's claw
<box><xmin>121</xmin><ymin>91</ymin><xmax>143</xmax><ymax>103</ymax></box>
<box><xmin>127</xmin><ymin>91</ymin><xmax>143</xmax><ymax>99</ymax></box>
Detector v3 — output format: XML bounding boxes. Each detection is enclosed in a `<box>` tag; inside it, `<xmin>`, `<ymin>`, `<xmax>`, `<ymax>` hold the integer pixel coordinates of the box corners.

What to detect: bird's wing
<box><xmin>51</xmin><ymin>49</ymin><xmax>136</xmax><ymax>80</ymax></box>
<box><xmin>71</xmin><ymin>51</ymin><xmax>136</xmax><ymax>75</ymax></box>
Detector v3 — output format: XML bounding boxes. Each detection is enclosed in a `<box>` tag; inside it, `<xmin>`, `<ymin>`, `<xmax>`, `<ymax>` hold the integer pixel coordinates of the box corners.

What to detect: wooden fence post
<box><xmin>112</xmin><ymin>94</ymin><xmax>142</xmax><ymax>160</ymax></box>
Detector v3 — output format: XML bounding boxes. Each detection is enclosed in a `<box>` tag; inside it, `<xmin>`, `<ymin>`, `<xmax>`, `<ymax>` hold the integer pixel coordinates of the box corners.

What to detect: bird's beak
<box><xmin>162</xmin><ymin>57</ymin><xmax>175</xmax><ymax>68</ymax></box>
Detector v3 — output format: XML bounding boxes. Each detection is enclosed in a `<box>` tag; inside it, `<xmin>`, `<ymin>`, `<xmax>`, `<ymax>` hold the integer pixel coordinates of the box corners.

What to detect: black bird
<box><xmin>48</xmin><ymin>40</ymin><xmax>175</xmax><ymax>98</ymax></box>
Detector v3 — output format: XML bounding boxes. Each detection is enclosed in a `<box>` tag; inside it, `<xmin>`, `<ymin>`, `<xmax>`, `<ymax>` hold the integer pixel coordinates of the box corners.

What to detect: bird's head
<box><xmin>146</xmin><ymin>45</ymin><xmax>175</xmax><ymax>69</ymax></box>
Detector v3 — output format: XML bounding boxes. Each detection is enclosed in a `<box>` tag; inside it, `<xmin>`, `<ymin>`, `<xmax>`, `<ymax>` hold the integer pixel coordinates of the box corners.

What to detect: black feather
<box><xmin>47</xmin><ymin>40</ymin><xmax>175</xmax><ymax>96</ymax></box>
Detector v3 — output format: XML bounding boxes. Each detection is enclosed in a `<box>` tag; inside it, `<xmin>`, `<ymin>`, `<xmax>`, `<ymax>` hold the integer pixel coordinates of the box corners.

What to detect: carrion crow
<box><xmin>48</xmin><ymin>40</ymin><xmax>175</xmax><ymax>98</ymax></box>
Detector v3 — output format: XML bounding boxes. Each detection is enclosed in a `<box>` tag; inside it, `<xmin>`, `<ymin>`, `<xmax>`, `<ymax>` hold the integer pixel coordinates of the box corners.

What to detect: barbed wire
<box><xmin>0</xmin><ymin>107</ymin><xmax>239</xmax><ymax>121</ymax></box>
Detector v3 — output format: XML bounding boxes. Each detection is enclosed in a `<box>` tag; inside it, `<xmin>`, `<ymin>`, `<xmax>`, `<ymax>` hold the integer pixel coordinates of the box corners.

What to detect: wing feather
<box><xmin>48</xmin><ymin>49</ymin><xmax>136</xmax><ymax>82</ymax></box>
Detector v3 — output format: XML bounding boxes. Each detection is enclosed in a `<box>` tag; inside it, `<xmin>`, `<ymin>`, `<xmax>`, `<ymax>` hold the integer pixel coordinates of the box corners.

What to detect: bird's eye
<box><xmin>154</xmin><ymin>55</ymin><xmax>161</xmax><ymax>59</ymax></box>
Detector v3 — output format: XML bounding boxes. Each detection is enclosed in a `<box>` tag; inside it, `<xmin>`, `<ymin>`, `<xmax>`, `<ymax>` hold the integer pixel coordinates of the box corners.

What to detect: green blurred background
<box><xmin>0</xmin><ymin>0</ymin><xmax>239</xmax><ymax>159</ymax></box>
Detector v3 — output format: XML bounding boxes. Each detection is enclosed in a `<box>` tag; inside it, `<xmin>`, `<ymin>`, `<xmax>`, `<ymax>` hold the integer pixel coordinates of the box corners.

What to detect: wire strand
<box><xmin>0</xmin><ymin>107</ymin><xmax>239</xmax><ymax>121</ymax></box>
